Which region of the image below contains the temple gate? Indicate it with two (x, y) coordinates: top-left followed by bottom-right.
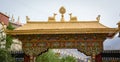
(6, 7), (120, 62)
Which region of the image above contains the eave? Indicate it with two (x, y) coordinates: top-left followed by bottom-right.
(6, 28), (118, 35)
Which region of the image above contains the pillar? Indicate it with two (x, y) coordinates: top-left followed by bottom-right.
(91, 46), (103, 62)
(24, 54), (30, 62)
(95, 53), (102, 62)
(91, 52), (96, 62)
(30, 55), (36, 62)
(30, 55), (34, 62)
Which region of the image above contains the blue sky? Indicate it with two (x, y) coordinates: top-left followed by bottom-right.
(0, 0), (120, 50)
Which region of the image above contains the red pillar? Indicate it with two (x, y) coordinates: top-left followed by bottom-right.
(95, 53), (102, 62)
(24, 54), (30, 62)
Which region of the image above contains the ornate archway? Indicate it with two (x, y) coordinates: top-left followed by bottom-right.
(6, 7), (119, 62)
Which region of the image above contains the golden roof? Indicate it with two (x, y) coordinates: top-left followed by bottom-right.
(16, 21), (108, 30)
(6, 21), (118, 35)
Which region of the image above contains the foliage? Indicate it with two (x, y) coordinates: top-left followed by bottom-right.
(0, 49), (15, 62)
(6, 35), (13, 49)
(36, 49), (77, 62)
(0, 22), (15, 62)
(7, 22), (15, 30)
(0, 31), (5, 42)
(61, 55), (77, 62)
(36, 49), (60, 62)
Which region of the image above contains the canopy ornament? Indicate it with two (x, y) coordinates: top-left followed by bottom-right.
(59, 6), (66, 22)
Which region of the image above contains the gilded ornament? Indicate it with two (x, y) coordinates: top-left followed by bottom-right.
(59, 6), (66, 14)
(96, 15), (100, 22)
(59, 6), (66, 22)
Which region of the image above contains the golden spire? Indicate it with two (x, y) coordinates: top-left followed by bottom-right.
(59, 6), (66, 22)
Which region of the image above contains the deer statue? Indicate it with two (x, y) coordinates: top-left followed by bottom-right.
(48, 13), (57, 22)
(96, 15), (101, 22)
(69, 13), (77, 22)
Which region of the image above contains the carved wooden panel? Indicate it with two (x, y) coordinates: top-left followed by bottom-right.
(23, 47), (48, 56)
(12, 33), (108, 56)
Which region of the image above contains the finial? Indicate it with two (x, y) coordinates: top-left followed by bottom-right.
(11, 14), (15, 22)
(17, 16), (20, 23)
(59, 6), (66, 22)
(96, 15), (101, 22)
(26, 16), (30, 23)
(59, 6), (66, 14)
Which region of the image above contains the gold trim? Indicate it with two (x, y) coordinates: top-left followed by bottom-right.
(27, 21), (99, 23)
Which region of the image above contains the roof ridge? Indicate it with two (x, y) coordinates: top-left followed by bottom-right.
(27, 21), (99, 23)
(0, 12), (9, 18)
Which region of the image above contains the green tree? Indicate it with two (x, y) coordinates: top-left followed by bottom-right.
(36, 49), (77, 62)
(0, 22), (15, 62)
(36, 49), (60, 62)
(61, 55), (77, 62)
(6, 35), (13, 49)
(7, 22), (15, 30)
(0, 49), (15, 62)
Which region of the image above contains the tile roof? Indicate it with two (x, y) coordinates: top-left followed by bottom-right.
(6, 21), (118, 35)
(15, 21), (108, 30)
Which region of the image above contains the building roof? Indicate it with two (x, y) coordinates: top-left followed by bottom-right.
(6, 21), (118, 35)
(0, 12), (9, 26)
(0, 12), (9, 18)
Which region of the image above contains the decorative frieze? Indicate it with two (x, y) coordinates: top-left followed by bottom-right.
(23, 47), (48, 56)
(15, 34), (108, 42)
(12, 33), (108, 62)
